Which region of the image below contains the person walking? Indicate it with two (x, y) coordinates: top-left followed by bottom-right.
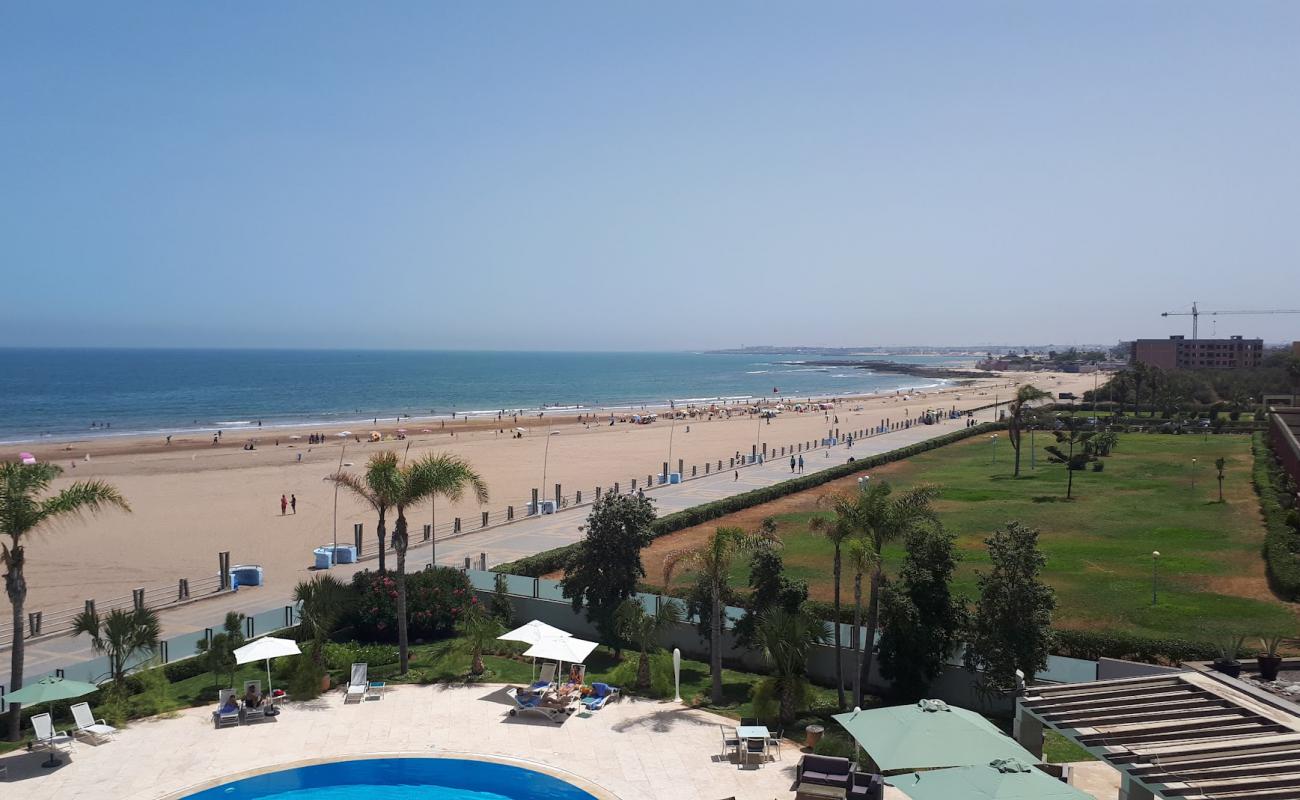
(790, 455), (796, 473)
(290, 494), (297, 514)
(734, 470), (739, 481)
(280, 494), (288, 515)
(798, 454), (804, 473)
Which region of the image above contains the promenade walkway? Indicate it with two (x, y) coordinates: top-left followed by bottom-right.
(3, 405), (999, 687)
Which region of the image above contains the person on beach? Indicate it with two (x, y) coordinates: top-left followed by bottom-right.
(290, 494), (297, 514)
(798, 455), (804, 473)
(790, 455), (796, 473)
(734, 470), (739, 481)
(280, 494), (288, 515)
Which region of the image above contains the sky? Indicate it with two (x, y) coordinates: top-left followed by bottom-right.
(3, 2), (1299, 350)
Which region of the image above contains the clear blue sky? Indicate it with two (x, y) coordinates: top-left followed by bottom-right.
(3, 2), (1298, 349)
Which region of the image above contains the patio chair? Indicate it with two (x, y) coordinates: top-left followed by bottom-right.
(719, 724), (739, 759)
(580, 682), (619, 711)
(796, 754), (854, 791)
(848, 771), (884, 800)
(70, 701), (118, 744)
(742, 737), (767, 767)
(740, 716), (758, 726)
(346, 663), (368, 704)
(765, 727), (783, 760)
(213, 689), (241, 728)
(31, 713), (73, 754)
(506, 686), (569, 723)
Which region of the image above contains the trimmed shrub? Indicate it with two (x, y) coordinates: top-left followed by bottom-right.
(350, 566), (475, 642)
(1053, 628), (1217, 666)
(1255, 433), (1300, 599)
(322, 641), (400, 672)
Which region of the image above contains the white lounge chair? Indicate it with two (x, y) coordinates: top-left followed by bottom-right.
(213, 689), (241, 728)
(70, 702), (117, 744)
(345, 663), (368, 703)
(506, 686), (570, 723)
(31, 713), (73, 764)
(242, 680), (270, 722)
(529, 662), (557, 694)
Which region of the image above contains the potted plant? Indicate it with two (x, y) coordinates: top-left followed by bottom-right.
(1213, 635), (1246, 678)
(1258, 635), (1285, 682)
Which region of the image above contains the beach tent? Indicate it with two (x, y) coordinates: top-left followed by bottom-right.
(5, 676), (98, 766)
(889, 759), (1092, 800)
(833, 700), (1039, 773)
(19, 452), (36, 465)
(234, 636), (301, 699)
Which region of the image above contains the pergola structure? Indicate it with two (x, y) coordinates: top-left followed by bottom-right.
(1013, 670), (1300, 800)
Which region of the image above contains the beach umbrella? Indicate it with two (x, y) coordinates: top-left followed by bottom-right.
(233, 636), (301, 698)
(500, 621), (572, 679)
(19, 452), (37, 465)
(833, 700), (1039, 773)
(522, 635), (599, 683)
(5, 675), (99, 766)
(289, 435), (301, 440)
(890, 759), (1093, 800)
(337, 431), (351, 438)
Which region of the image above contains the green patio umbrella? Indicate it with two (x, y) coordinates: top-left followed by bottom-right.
(832, 700), (1039, 773)
(6, 675), (100, 767)
(890, 759), (1094, 800)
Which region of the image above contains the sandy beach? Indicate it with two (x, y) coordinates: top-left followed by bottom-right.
(5, 371), (1097, 618)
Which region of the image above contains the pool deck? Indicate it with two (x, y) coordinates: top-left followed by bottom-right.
(0, 682), (1120, 800)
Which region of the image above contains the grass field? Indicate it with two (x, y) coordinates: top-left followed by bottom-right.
(644, 432), (1297, 643)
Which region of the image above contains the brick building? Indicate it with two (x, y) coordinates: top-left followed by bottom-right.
(1130, 335), (1264, 370)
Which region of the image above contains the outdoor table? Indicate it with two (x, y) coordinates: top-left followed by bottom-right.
(737, 725), (770, 740)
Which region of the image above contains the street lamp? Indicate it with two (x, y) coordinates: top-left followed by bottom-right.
(540, 431), (560, 511)
(1151, 550), (1160, 605)
(1191, 457), (1198, 490)
(990, 433), (998, 464)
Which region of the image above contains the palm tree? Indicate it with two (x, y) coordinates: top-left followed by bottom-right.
(808, 493), (860, 709)
(327, 451), (401, 574)
(71, 606), (160, 691)
(195, 611), (245, 690)
(1215, 457), (1227, 502)
(852, 480), (938, 708)
(751, 608), (829, 724)
(456, 598), (504, 676)
(1007, 384), (1050, 477)
(615, 598), (684, 691)
(663, 525), (774, 704)
(294, 574), (349, 666)
(390, 453), (487, 673)
(843, 536), (878, 703)
(2, 462), (130, 740)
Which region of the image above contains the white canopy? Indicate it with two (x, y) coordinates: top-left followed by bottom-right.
(234, 636), (301, 664)
(498, 620), (573, 646)
(523, 635), (599, 664)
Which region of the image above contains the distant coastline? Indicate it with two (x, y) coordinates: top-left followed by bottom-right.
(802, 360), (989, 380)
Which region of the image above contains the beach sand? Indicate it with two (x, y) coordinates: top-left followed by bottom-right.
(6, 371), (1098, 616)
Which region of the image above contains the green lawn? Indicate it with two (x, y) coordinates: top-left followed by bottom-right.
(659, 433), (1296, 643)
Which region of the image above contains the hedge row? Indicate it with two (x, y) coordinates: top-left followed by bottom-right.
(1052, 629), (1217, 666)
(1254, 432), (1300, 600)
(493, 421), (1009, 577)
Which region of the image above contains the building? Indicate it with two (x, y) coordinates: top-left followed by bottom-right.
(1130, 335), (1264, 370)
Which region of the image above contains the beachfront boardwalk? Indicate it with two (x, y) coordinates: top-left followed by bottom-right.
(6, 407), (997, 686)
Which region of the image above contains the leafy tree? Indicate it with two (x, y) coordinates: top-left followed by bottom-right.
(389, 453), (488, 673)
(663, 525), (775, 704)
(195, 611), (246, 689)
(851, 481), (939, 708)
(328, 451), (400, 574)
(1045, 417), (1096, 499)
(2, 462), (130, 740)
(1215, 457), (1227, 502)
(734, 541), (807, 648)
(71, 606), (160, 691)
(877, 523), (965, 701)
(750, 608), (829, 724)
(294, 574), (349, 666)
(456, 597), (504, 676)
(809, 493), (860, 708)
(615, 598), (684, 690)
(561, 493), (657, 649)
(1006, 384), (1050, 477)
(964, 522), (1056, 695)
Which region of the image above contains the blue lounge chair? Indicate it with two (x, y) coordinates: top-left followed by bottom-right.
(506, 686), (569, 723)
(581, 682), (620, 710)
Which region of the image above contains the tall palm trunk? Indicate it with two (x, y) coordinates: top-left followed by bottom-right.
(857, 565), (882, 709)
(637, 647), (651, 690)
(710, 579), (724, 704)
(376, 509), (388, 574)
(5, 547), (25, 741)
(392, 508), (410, 674)
(1012, 418), (1023, 477)
(780, 681), (797, 725)
(851, 570), (863, 703)
(832, 546), (844, 709)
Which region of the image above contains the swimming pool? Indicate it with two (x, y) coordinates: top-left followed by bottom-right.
(183, 757), (602, 800)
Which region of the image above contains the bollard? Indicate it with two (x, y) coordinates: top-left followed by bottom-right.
(614, 482), (620, 494)
(692, 465), (697, 477)
(678, 458), (684, 476)
(245, 615), (255, 639)
(133, 587), (145, 611)
(718, 459), (723, 470)
(662, 462), (669, 480)
(354, 523), (363, 555)
(160, 640), (170, 663)
(531, 488), (539, 515)
(219, 551), (231, 591)
(507, 505), (514, 520)
(575, 490), (582, 504)
(85, 599), (95, 619)
(454, 517), (461, 533)
(178, 579), (190, 601)
(705, 463), (710, 474)
(595, 486), (602, 501)
(555, 483), (562, 506)
(27, 611), (42, 637)
(751, 444), (757, 458)
(479, 552), (487, 570)
(647, 474), (653, 488)
(729, 458), (734, 468)
(482, 511), (489, 528)
(464, 557), (472, 570)
(424, 523), (431, 542)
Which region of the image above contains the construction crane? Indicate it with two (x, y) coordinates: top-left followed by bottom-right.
(1161, 301), (1300, 340)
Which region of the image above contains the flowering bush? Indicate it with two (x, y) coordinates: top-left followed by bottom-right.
(350, 567), (475, 642)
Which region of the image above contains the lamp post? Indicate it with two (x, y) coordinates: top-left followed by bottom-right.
(540, 431), (560, 511)
(1191, 457), (1197, 490)
(667, 412), (677, 479)
(1151, 550), (1160, 605)
(1029, 425), (1036, 470)
(326, 444), (346, 566)
(990, 433), (998, 464)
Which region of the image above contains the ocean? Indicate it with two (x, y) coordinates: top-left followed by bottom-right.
(0, 349), (972, 444)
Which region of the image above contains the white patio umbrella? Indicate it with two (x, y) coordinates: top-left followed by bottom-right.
(523, 635), (599, 684)
(233, 636), (301, 698)
(499, 620), (572, 679)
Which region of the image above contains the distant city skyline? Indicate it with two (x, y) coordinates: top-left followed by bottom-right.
(4, 3), (1299, 349)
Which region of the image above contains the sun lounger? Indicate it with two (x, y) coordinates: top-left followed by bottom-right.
(529, 662), (557, 693)
(580, 682), (620, 710)
(213, 689), (241, 728)
(31, 712), (74, 755)
(242, 680), (270, 722)
(71, 701), (117, 744)
(506, 686), (570, 723)
(346, 663), (368, 703)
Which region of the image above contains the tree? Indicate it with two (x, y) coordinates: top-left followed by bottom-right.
(751, 608), (829, 724)
(561, 493), (658, 649)
(327, 451), (400, 574)
(294, 574), (349, 666)
(663, 525), (775, 704)
(491, 572), (514, 625)
(195, 611), (246, 690)
(1007, 384), (1050, 477)
(1044, 417), (1096, 499)
(2, 462), (130, 740)
(615, 598), (683, 691)
(964, 522), (1056, 696)
(456, 597), (504, 676)
(843, 537), (878, 702)
(1091, 430), (1119, 457)
(733, 540), (807, 648)
(71, 606), (160, 691)
(809, 493), (860, 709)
(389, 453), (488, 673)
(877, 522), (965, 701)
(1215, 457), (1227, 502)
(852, 481), (939, 708)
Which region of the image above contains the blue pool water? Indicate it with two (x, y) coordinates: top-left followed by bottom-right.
(184, 757), (598, 800)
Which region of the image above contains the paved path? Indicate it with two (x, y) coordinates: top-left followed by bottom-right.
(4, 406), (1000, 686)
